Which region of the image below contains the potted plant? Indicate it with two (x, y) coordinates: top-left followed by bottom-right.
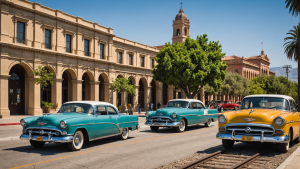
(41, 101), (53, 113)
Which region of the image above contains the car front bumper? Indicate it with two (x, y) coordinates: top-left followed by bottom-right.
(216, 133), (289, 143)
(145, 121), (181, 127)
(20, 134), (73, 143)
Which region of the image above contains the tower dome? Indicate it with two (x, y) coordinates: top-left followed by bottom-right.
(175, 8), (188, 21)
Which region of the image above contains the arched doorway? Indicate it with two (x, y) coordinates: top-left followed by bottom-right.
(127, 77), (134, 106)
(82, 73), (91, 101)
(138, 80), (145, 109)
(151, 80), (156, 110)
(62, 69), (75, 104)
(99, 75), (105, 101)
(163, 82), (168, 105)
(8, 65), (25, 115)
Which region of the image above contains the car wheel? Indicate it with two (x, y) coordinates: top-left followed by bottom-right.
(30, 140), (45, 148)
(119, 128), (129, 140)
(205, 119), (212, 127)
(234, 106), (238, 111)
(220, 107), (224, 112)
(278, 130), (291, 153)
(176, 119), (186, 132)
(222, 139), (234, 149)
(68, 130), (84, 151)
(150, 126), (159, 131)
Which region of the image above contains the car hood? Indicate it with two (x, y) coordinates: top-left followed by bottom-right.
(154, 107), (188, 116)
(26, 113), (86, 127)
(226, 109), (288, 124)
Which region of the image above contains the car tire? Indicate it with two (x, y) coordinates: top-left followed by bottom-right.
(68, 130), (84, 151)
(278, 130), (291, 153)
(205, 119), (212, 127)
(175, 119), (186, 132)
(222, 139), (234, 149)
(119, 128), (129, 140)
(234, 106), (238, 111)
(30, 140), (45, 148)
(150, 126), (159, 131)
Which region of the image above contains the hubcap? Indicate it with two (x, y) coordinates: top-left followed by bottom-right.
(179, 121), (185, 130)
(123, 129), (127, 136)
(208, 119), (211, 125)
(74, 135), (81, 146)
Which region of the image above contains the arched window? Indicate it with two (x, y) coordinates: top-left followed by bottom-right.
(235, 69), (238, 73)
(9, 73), (20, 80)
(184, 28), (187, 36)
(177, 29), (180, 35)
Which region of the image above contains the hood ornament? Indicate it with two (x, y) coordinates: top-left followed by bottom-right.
(38, 122), (47, 125)
(249, 109), (256, 115)
(244, 118), (255, 122)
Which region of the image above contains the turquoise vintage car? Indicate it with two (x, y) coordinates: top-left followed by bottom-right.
(145, 99), (219, 132)
(20, 101), (140, 151)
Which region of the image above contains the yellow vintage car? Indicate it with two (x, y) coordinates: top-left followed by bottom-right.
(216, 94), (300, 152)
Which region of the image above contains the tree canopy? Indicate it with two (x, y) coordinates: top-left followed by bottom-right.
(110, 77), (136, 96)
(33, 66), (53, 91)
(153, 34), (227, 98)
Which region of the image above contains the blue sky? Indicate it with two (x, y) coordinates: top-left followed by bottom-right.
(33, 0), (299, 68)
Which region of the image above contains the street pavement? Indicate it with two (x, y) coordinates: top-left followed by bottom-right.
(0, 117), (221, 169)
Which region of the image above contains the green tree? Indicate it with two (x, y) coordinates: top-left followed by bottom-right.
(33, 66), (53, 91)
(283, 25), (299, 62)
(153, 34), (227, 98)
(110, 77), (136, 96)
(285, 0), (300, 109)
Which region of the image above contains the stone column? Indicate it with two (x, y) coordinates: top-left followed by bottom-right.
(0, 75), (10, 118)
(200, 88), (205, 105)
(156, 83), (162, 106)
(71, 80), (82, 101)
(167, 85), (174, 100)
(133, 86), (139, 111)
(121, 92), (127, 112)
(53, 78), (63, 109)
(145, 87), (151, 111)
(103, 83), (110, 102)
(27, 78), (43, 116)
(90, 81), (100, 101)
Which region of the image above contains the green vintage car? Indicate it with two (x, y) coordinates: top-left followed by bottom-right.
(20, 101), (140, 151)
(145, 99), (218, 132)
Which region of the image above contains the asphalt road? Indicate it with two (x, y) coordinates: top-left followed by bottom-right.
(0, 117), (222, 169)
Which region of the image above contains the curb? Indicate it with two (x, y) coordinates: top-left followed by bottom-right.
(277, 145), (300, 169)
(0, 123), (20, 126)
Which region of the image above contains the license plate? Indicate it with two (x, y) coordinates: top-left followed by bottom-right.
(36, 136), (43, 141)
(242, 136), (253, 141)
(154, 123), (161, 126)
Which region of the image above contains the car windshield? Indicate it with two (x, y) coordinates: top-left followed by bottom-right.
(166, 101), (189, 108)
(58, 103), (94, 114)
(240, 97), (289, 111)
(215, 101), (222, 103)
(223, 101), (228, 104)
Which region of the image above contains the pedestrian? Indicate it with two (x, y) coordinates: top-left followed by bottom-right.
(151, 103), (153, 111)
(138, 104), (141, 114)
(128, 103), (132, 115)
(157, 102), (161, 109)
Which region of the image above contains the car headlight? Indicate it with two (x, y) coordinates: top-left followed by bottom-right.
(172, 112), (177, 118)
(218, 115), (227, 124)
(274, 117), (285, 126)
(20, 119), (27, 127)
(60, 120), (67, 128)
(145, 113), (149, 118)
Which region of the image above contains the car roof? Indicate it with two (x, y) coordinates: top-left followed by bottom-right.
(168, 99), (204, 105)
(63, 101), (118, 109)
(243, 94), (294, 100)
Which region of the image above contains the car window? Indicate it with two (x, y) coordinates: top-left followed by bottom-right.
(289, 100), (294, 112)
(196, 103), (204, 109)
(96, 106), (107, 115)
(224, 101), (228, 104)
(107, 107), (118, 115)
(191, 102), (197, 109)
(59, 103), (94, 114)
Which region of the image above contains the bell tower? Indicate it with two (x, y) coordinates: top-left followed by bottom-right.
(172, 7), (190, 44)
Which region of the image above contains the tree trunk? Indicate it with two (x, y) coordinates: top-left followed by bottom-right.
(298, 22), (300, 111)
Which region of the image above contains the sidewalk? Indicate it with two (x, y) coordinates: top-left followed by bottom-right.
(277, 146), (300, 169)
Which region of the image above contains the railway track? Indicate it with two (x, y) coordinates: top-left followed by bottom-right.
(180, 149), (270, 169)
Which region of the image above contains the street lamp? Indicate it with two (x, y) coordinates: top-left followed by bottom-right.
(282, 65), (292, 95)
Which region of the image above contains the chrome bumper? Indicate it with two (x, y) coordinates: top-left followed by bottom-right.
(216, 133), (289, 143)
(20, 134), (73, 143)
(145, 121), (181, 127)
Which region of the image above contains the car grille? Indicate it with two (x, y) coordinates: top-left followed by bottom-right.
(226, 123), (275, 136)
(149, 117), (172, 122)
(26, 127), (62, 136)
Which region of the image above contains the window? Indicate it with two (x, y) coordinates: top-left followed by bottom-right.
(191, 102), (197, 109)
(96, 106), (107, 115)
(196, 103), (204, 109)
(235, 69), (238, 73)
(151, 59), (154, 68)
(84, 39), (89, 56)
(58, 103), (94, 114)
(177, 29), (180, 36)
(129, 54), (133, 65)
(100, 44), (104, 59)
(107, 107), (118, 115)
(45, 29), (51, 49)
(141, 57), (145, 67)
(184, 28), (187, 36)
(118, 52), (122, 64)
(66, 35), (71, 53)
(17, 22), (25, 44)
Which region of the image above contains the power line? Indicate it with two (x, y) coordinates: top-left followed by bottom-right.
(283, 65), (292, 95)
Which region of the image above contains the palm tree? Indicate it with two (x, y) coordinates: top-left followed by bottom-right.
(285, 0), (300, 110)
(283, 25), (299, 62)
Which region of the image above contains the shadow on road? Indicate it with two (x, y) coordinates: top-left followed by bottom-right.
(140, 124), (215, 134)
(3, 136), (136, 155)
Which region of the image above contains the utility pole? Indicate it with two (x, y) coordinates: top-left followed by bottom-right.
(283, 65), (292, 95)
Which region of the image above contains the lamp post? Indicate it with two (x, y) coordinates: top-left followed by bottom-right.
(283, 65), (292, 95)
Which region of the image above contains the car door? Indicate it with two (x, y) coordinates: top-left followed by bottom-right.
(190, 102), (198, 124)
(194, 102), (206, 124)
(107, 106), (121, 134)
(94, 106), (111, 138)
